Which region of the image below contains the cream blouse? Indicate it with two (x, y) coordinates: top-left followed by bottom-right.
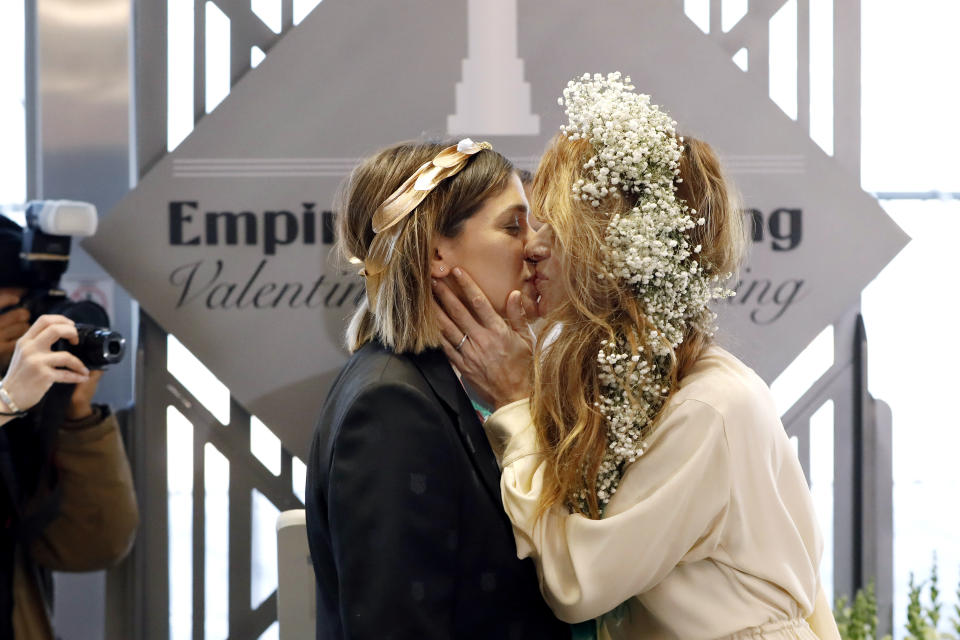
(484, 346), (841, 640)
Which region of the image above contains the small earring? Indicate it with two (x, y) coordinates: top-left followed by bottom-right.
(439, 266), (445, 273)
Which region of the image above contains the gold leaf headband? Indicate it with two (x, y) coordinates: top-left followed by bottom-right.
(356, 138), (492, 307)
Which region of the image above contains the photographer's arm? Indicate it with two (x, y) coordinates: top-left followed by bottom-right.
(63, 368), (102, 422)
(0, 312), (137, 567)
(30, 402), (139, 571)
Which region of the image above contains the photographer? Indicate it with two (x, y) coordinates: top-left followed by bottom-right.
(1, 216), (138, 640)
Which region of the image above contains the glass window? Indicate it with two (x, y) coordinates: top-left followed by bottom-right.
(0, 0), (26, 205)
(861, 2), (960, 193)
(862, 199), (960, 638)
(862, 4), (960, 637)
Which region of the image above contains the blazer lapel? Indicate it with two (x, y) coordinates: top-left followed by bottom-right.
(411, 348), (504, 509)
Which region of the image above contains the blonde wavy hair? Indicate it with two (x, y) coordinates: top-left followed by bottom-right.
(338, 141), (515, 354)
(530, 133), (748, 518)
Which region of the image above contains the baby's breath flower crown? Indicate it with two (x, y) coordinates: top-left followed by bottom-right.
(558, 72), (734, 511)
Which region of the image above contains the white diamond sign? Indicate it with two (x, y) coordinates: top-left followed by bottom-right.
(84, 0), (908, 458)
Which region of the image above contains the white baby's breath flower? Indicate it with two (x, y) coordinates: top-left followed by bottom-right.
(560, 72), (735, 513)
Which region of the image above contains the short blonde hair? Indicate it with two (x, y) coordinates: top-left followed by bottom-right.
(337, 141), (515, 354)
(530, 132), (747, 517)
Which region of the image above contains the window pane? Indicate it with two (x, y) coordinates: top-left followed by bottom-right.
(167, 0), (194, 151)
(205, 444), (230, 640)
(862, 199), (960, 637)
(251, 489), (279, 609)
(251, 416), (282, 476)
(809, 400), (834, 604)
(862, 2), (960, 192)
(167, 334), (231, 425)
(769, 0), (798, 121)
(0, 0), (26, 204)
(167, 407), (194, 640)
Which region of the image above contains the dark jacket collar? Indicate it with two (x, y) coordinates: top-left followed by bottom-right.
(408, 346), (504, 510)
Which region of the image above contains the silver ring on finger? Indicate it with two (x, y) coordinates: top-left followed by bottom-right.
(455, 333), (469, 351)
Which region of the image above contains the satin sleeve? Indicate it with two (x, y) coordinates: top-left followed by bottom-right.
(484, 398), (731, 623)
(807, 585), (842, 640)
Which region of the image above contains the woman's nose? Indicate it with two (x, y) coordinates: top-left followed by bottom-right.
(524, 227), (551, 263)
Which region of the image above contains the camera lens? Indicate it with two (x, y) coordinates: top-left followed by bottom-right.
(57, 324), (126, 368)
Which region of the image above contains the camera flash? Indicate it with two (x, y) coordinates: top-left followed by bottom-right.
(33, 200), (98, 237)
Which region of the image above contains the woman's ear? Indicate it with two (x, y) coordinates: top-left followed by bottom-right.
(430, 237), (453, 279)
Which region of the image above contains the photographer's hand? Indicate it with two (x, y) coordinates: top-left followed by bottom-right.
(0, 292), (31, 370)
(0, 315), (90, 423)
(65, 369), (103, 423)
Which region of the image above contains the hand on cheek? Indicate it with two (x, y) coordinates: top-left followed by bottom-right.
(434, 269), (534, 408)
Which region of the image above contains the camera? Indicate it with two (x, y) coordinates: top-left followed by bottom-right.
(0, 201), (125, 369)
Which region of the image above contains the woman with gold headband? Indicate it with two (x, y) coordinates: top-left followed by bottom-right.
(304, 139), (570, 639)
(435, 74), (842, 639)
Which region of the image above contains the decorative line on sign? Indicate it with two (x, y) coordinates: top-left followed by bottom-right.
(723, 154), (806, 174)
(173, 158), (362, 178)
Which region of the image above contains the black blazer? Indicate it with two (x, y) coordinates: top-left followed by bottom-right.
(305, 340), (569, 639)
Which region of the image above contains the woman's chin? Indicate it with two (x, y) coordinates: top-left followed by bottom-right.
(520, 283), (542, 320)
(524, 280), (556, 318)
(535, 289), (561, 317)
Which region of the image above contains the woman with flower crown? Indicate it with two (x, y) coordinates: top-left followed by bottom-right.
(434, 73), (842, 640)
